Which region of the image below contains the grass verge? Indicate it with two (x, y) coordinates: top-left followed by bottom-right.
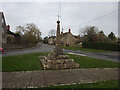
(68, 54), (119, 68)
(2, 52), (119, 72)
(2, 52), (49, 72)
(63, 46), (109, 53)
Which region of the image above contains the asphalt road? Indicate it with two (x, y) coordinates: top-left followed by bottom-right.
(2, 44), (54, 57)
(63, 49), (119, 63)
(2, 44), (119, 62)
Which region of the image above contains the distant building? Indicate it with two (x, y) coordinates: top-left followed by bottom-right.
(48, 36), (56, 45)
(74, 35), (82, 44)
(0, 12), (20, 46)
(6, 25), (20, 44)
(48, 29), (81, 46)
(61, 29), (79, 46)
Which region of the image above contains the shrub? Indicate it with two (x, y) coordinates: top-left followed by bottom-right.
(82, 42), (119, 51)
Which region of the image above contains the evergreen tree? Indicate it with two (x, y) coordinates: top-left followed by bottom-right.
(108, 32), (116, 40)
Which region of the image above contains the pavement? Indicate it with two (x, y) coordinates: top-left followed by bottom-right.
(2, 68), (118, 88)
(2, 44), (119, 62)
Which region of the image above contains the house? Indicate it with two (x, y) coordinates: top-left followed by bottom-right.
(0, 12), (20, 46)
(7, 25), (21, 44)
(48, 29), (81, 46)
(74, 35), (81, 44)
(0, 12), (7, 46)
(61, 29), (79, 46)
(48, 36), (56, 45)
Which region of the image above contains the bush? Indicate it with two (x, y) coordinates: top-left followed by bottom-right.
(82, 42), (120, 51)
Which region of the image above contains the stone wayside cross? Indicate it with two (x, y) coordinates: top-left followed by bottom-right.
(53, 20), (63, 56)
(40, 19), (80, 70)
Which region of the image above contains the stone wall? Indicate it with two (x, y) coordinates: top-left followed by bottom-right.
(2, 44), (34, 50)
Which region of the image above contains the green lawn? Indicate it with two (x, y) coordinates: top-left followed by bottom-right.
(2, 52), (49, 72)
(68, 54), (119, 68)
(2, 52), (119, 72)
(49, 80), (119, 88)
(63, 46), (109, 53)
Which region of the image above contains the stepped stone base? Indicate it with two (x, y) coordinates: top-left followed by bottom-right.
(39, 55), (80, 70)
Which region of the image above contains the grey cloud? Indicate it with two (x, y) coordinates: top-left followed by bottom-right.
(1, 2), (118, 38)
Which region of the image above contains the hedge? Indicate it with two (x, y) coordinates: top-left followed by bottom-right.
(82, 42), (120, 51)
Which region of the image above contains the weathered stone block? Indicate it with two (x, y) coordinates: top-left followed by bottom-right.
(40, 55), (80, 70)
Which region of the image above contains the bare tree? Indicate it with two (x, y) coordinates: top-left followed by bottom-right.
(15, 23), (41, 45)
(48, 29), (56, 37)
(80, 26), (98, 42)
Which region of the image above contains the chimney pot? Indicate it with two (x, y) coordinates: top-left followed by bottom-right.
(69, 29), (71, 33)
(61, 31), (63, 34)
(7, 25), (10, 31)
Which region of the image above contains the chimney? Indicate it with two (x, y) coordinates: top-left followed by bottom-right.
(61, 31), (63, 35)
(7, 25), (10, 31)
(68, 29), (71, 33)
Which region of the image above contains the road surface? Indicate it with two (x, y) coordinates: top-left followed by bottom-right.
(64, 49), (119, 62)
(2, 44), (54, 57)
(2, 44), (119, 62)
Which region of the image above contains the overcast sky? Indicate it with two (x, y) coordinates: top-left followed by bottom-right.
(1, 2), (118, 38)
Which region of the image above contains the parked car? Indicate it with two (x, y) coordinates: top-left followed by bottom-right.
(0, 48), (4, 54)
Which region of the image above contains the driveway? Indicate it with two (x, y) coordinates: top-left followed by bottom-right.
(2, 44), (119, 62)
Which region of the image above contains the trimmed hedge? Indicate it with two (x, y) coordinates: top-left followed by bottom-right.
(82, 42), (120, 51)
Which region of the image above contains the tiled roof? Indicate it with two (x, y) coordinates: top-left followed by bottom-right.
(49, 36), (56, 39)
